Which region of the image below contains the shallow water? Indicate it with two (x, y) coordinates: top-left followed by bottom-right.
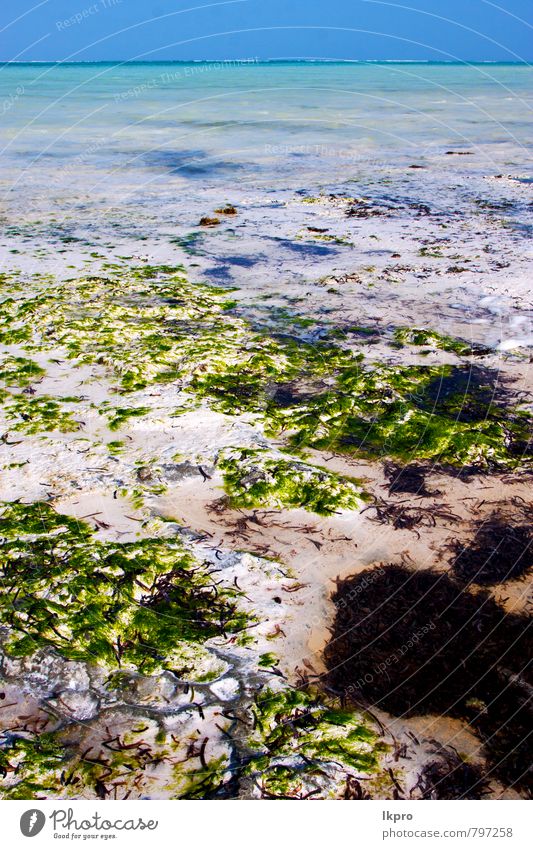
(1, 61), (532, 186)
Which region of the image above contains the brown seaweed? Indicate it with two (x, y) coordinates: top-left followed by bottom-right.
(450, 514), (532, 585)
(325, 565), (531, 714)
(413, 743), (489, 800)
(384, 462), (437, 497)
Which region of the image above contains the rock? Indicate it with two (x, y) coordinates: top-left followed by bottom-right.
(53, 689), (99, 721)
(199, 216), (220, 227)
(2, 649), (90, 699)
(210, 677), (239, 701)
(117, 673), (179, 706)
(215, 205), (237, 215)
(161, 462), (214, 483)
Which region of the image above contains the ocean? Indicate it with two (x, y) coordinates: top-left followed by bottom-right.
(1, 61), (532, 188)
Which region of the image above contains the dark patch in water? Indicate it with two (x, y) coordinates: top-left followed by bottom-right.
(224, 255), (260, 268)
(208, 265), (234, 282)
(170, 232), (204, 254)
(324, 565), (533, 798)
(415, 745), (489, 800)
(325, 564), (532, 791)
(267, 381), (319, 409)
(142, 149), (243, 177)
(467, 679), (532, 793)
(417, 365), (513, 423)
(276, 238), (338, 258)
(324, 565), (531, 760)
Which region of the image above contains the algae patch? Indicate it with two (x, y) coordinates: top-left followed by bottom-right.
(0, 502), (249, 676)
(219, 447), (368, 515)
(246, 687), (382, 798)
(276, 364), (532, 470)
(393, 327), (491, 357)
(0, 713), (231, 800)
(1, 266), (529, 470)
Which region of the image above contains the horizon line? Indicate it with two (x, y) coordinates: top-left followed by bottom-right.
(1, 57), (532, 66)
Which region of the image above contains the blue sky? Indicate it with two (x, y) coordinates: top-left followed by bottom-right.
(0, 0), (531, 63)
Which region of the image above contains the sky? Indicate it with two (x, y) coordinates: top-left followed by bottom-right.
(0, 0), (531, 63)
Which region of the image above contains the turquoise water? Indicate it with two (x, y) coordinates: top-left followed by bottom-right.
(1, 61), (531, 186)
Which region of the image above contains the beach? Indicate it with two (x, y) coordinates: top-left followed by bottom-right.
(0, 61), (531, 800)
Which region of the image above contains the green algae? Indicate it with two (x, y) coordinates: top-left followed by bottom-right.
(190, 338), (356, 417)
(298, 230), (353, 246)
(172, 752), (230, 800)
(268, 363), (532, 470)
(394, 327), (489, 356)
(219, 448), (367, 515)
(258, 652), (279, 668)
(107, 439), (125, 455)
(0, 732), (68, 799)
(104, 405), (151, 431)
(0, 265), (246, 394)
(0, 356), (45, 388)
(1, 265), (354, 411)
(0, 502), (249, 675)
(0, 717), (229, 800)
(246, 688), (381, 797)
(1, 265), (530, 470)
(4, 395), (81, 434)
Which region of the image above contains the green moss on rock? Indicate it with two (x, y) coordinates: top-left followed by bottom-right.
(394, 327), (489, 357)
(219, 448), (368, 515)
(0, 502), (249, 675)
(246, 688), (381, 798)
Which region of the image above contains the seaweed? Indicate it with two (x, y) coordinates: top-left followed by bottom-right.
(246, 687), (381, 798)
(190, 337), (355, 418)
(214, 205), (237, 215)
(394, 327), (490, 357)
(219, 448), (368, 516)
(104, 406), (151, 431)
(324, 564), (531, 717)
(363, 499), (458, 532)
(0, 356), (45, 388)
(384, 462), (435, 496)
(1, 266), (529, 469)
(199, 217), (220, 227)
(0, 732), (69, 799)
(0, 266), (249, 395)
(282, 364), (532, 470)
(3, 395), (81, 434)
(0, 502), (249, 675)
(413, 744), (488, 800)
(0, 716), (231, 800)
(450, 514), (532, 585)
